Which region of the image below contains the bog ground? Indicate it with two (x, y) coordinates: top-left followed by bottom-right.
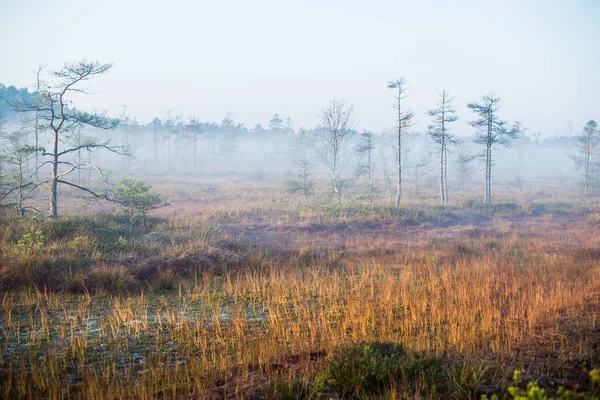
(0, 179), (599, 399)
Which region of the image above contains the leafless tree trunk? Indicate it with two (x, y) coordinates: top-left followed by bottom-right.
(34, 65), (45, 180)
(87, 150), (92, 181)
(187, 116), (201, 169)
(153, 124), (158, 168)
(77, 125), (82, 183)
(427, 90), (458, 204)
(315, 100), (355, 205)
(455, 148), (475, 193)
(412, 157), (430, 199)
(468, 94), (521, 204)
(166, 110), (174, 171)
(387, 79), (414, 207)
(356, 131), (377, 209)
(444, 147), (449, 201)
(571, 120), (599, 198)
(382, 155), (394, 205)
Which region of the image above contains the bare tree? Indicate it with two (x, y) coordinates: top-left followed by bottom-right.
(427, 90), (459, 204)
(0, 130), (40, 216)
(164, 110), (176, 171)
(315, 100), (355, 204)
(570, 120), (599, 198)
(33, 64), (46, 179)
(381, 153), (395, 205)
(467, 94), (521, 204)
(411, 156), (430, 199)
(10, 60), (125, 219)
(69, 125), (84, 184)
(120, 104), (131, 132)
(186, 116), (203, 169)
(387, 79), (414, 206)
(454, 148), (475, 193)
(355, 131), (378, 209)
(150, 117), (162, 168)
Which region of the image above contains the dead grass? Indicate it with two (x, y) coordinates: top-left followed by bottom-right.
(0, 179), (598, 398)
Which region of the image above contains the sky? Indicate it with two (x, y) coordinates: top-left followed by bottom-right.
(0, 0), (599, 136)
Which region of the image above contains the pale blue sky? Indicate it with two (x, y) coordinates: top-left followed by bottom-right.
(1, 0), (598, 136)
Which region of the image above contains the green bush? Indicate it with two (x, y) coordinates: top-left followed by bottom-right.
(114, 179), (167, 232)
(315, 342), (449, 398)
(482, 370), (600, 400)
(15, 228), (45, 253)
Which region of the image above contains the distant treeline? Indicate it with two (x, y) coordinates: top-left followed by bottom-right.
(0, 84), (35, 119)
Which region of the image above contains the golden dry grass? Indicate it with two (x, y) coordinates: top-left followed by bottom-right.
(0, 179), (598, 398)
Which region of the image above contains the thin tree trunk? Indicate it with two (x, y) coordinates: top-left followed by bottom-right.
(382, 157), (394, 205)
(332, 167), (340, 205)
(415, 164), (419, 198)
(154, 128), (158, 168)
(440, 101), (446, 204)
(34, 111), (40, 179)
(167, 129), (171, 171)
(368, 145), (373, 210)
(192, 134), (196, 169)
(34, 67), (42, 180)
(77, 126), (81, 183)
(87, 151), (92, 180)
(584, 138), (591, 197)
(484, 112), (492, 204)
(18, 161), (24, 216)
(486, 143), (492, 204)
(439, 144), (445, 203)
(51, 129), (59, 219)
(444, 145), (449, 203)
(395, 85), (404, 206)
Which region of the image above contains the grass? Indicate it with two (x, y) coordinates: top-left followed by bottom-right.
(0, 179), (598, 398)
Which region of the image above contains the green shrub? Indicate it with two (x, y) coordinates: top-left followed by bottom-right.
(315, 342), (449, 398)
(114, 179), (167, 233)
(482, 370), (600, 400)
(15, 228), (45, 253)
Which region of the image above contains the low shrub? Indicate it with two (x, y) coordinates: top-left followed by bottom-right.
(315, 342), (449, 398)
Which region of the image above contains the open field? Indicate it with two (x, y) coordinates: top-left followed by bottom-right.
(0, 179), (599, 399)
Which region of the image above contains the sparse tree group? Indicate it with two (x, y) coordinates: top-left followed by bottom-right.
(1, 60), (598, 220)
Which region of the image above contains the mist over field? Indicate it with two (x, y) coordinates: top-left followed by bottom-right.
(0, 1), (599, 399)
(0, 110), (583, 195)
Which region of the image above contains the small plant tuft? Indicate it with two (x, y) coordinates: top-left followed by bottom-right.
(86, 264), (137, 295)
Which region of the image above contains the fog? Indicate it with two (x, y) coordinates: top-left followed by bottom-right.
(1, 0), (597, 206)
(0, 110), (581, 200)
(1, 1), (599, 136)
